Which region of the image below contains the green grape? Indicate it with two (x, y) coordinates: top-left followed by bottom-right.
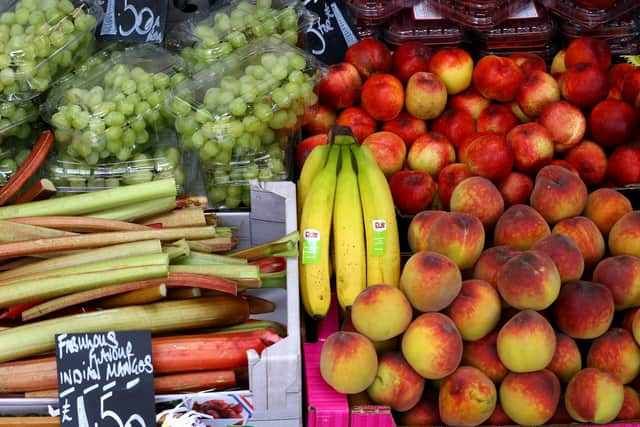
(191, 131), (205, 149)
(208, 185), (227, 204)
(229, 98), (247, 117)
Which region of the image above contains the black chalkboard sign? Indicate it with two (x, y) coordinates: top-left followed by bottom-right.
(304, 0), (360, 65)
(96, 0), (168, 43)
(55, 331), (156, 427)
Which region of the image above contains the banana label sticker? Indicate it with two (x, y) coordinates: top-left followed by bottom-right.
(371, 219), (387, 256)
(302, 228), (321, 264)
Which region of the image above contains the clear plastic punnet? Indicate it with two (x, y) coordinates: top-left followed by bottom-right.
(44, 128), (188, 195)
(167, 37), (321, 171)
(165, 0), (317, 73)
(0, 0), (102, 101)
(40, 44), (189, 166)
(560, 13), (640, 40)
(346, 0), (421, 25)
(536, 0), (640, 30)
(429, 0), (532, 30)
(0, 122), (38, 186)
(384, 8), (466, 48)
(0, 97), (38, 146)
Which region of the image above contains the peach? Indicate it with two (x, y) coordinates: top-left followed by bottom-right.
(476, 104), (518, 136)
(405, 71), (448, 120)
(350, 284), (413, 341)
(509, 52), (547, 77)
(497, 250), (561, 310)
(622, 68), (640, 108)
(609, 211), (640, 257)
(505, 122), (554, 174)
(550, 48), (566, 77)
(381, 110), (427, 147)
(538, 100), (586, 152)
(554, 280), (615, 339)
(564, 140), (608, 187)
(606, 143), (640, 187)
(446, 279), (501, 341)
(565, 367), (624, 423)
(429, 47), (474, 95)
(589, 99), (637, 147)
(493, 204), (550, 250)
(437, 162), (473, 210)
(439, 366), (497, 427)
(622, 308), (640, 333)
(548, 332), (582, 383)
(390, 170), (437, 215)
(407, 132), (455, 177)
(345, 38), (392, 78)
(361, 74), (404, 121)
(564, 37), (611, 72)
(584, 188), (633, 237)
(302, 103), (336, 135)
(296, 134), (327, 172)
(361, 131), (406, 177)
(472, 55), (524, 102)
(400, 250), (462, 313)
(391, 41), (432, 84)
(431, 107), (476, 148)
(497, 171), (534, 207)
(499, 369), (561, 425)
(550, 158), (580, 175)
(401, 312), (463, 380)
(472, 245), (521, 289)
(367, 352), (425, 412)
(594, 256), (640, 310)
(340, 316), (398, 354)
(559, 62), (609, 108)
(617, 386), (640, 421)
(317, 62), (362, 109)
(531, 233), (585, 283)
(508, 99), (532, 123)
(395, 396), (441, 426)
(448, 88), (491, 120)
(462, 331), (508, 383)
(483, 403), (512, 425)
(529, 165), (588, 224)
(497, 309), (556, 373)
(407, 210), (448, 253)
(427, 212), (486, 270)
(632, 310), (640, 346)
(552, 216), (605, 269)
(458, 132), (514, 182)
(550, 398), (573, 424)
(320, 331), (378, 393)
(609, 63), (636, 94)
(449, 176), (505, 229)
(587, 328), (640, 384)
(516, 70), (561, 118)
(335, 106), (377, 143)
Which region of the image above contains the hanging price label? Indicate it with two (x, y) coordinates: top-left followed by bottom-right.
(303, 0), (359, 65)
(96, 0), (167, 43)
(56, 330), (156, 427)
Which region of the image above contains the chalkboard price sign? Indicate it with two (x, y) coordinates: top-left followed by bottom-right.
(55, 330), (156, 427)
(303, 0), (360, 65)
(96, 0), (167, 43)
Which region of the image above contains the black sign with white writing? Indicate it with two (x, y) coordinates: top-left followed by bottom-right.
(55, 331), (155, 427)
(96, 0), (167, 43)
(304, 0), (360, 65)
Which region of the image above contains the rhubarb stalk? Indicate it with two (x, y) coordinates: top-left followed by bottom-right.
(0, 178), (177, 219)
(162, 239), (191, 260)
(154, 370), (236, 393)
(7, 216), (151, 232)
(169, 265), (260, 288)
(172, 251), (248, 266)
(0, 130), (54, 207)
(13, 179), (56, 204)
(141, 207), (206, 228)
(88, 196), (177, 222)
(0, 295), (251, 363)
(187, 237), (236, 253)
(0, 219), (76, 242)
(230, 231), (299, 260)
(97, 284), (167, 308)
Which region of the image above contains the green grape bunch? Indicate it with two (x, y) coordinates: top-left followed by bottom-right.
(173, 0), (314, 73)
(0, 0), (99, 101)
(170, 40), (320, 173)
(47, 145), (185, 192)
(0, 98), (37, 145)
(44, 46), (188, 165)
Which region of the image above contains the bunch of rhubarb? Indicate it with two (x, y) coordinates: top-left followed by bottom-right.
(0, 176), (297, 396)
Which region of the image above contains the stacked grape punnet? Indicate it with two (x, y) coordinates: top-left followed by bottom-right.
(0, 0), (98, 101)
(46, 51), (188, 165)
(47, 145), (185, 192)
(169, 41), (319, 208)
(177, 0), (306, 72)
(0, 98), (37, 144)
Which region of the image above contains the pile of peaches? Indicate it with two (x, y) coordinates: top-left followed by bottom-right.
(298, 36), (639, 216)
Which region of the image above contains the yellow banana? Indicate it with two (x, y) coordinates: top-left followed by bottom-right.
(333, 145), (366, 311)
(296, 144), (330, 221)
(299, 144), (340, 319)
(351, 144), (401, 287)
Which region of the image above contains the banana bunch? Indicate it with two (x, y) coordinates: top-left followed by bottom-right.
(298, 128), (401, 319)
